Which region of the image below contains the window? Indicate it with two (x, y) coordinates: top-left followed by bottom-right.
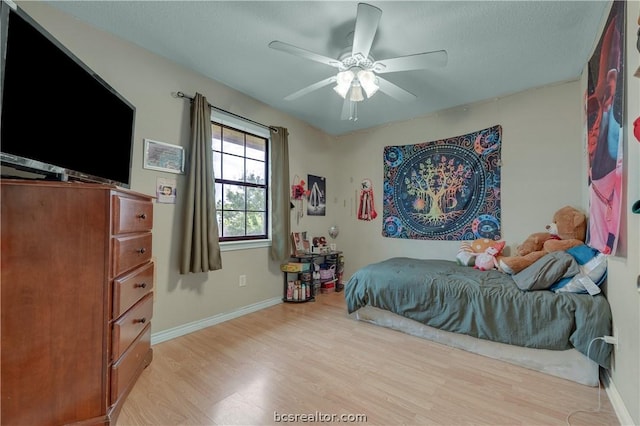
(212, 120), (269, 244)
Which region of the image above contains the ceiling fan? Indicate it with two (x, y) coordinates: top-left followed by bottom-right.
(268, 2), (447, 121)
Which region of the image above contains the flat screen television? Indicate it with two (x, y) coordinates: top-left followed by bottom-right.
(1, 5), (135, 188)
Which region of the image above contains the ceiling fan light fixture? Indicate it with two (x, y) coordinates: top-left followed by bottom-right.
(349, 83), (365, 102)
(357, 69), (379, 98)
(333, 84), (350, 98)
(334, 70), (355, 99)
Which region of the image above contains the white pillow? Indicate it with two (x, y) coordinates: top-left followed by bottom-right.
(553, 252), (607, 295)
(456, 241), (475, 266)
(581, 252), (607, 283)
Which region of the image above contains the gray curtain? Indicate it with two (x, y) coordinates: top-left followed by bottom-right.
(180, 93), (222, 273)
(270, 126), (291, 262)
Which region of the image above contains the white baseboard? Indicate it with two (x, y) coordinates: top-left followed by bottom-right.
(602, 369), (636, 426)
(151, 296), (283, 345)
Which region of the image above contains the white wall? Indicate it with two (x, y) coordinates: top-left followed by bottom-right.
(14, 2), (640, 424)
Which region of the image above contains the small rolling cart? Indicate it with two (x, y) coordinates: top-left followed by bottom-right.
(281, 251), (343, 302)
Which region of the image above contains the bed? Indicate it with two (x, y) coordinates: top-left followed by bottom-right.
(344, 257), (613, 386)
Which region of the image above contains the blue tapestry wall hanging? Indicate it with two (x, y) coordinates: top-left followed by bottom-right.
(383, 125), (502, 241)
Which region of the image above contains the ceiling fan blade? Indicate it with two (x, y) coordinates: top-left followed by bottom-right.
(351, 3), (382, 61)
(269, 41), (342, 69)
(284, 76), (336, 101)
(376, 76), (416, 102)
(373, 50), (448, 74)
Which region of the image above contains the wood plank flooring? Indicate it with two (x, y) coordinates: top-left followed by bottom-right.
(116, 292), (619, 425)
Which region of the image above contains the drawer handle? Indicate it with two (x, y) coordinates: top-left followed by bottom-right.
(135, 318), (147, 324)
(137, 213), (147, 219)
(137, 247), (147, 254)
(134, 282), (147, 289)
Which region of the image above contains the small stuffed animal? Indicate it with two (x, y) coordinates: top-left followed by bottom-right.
(474, 243), (504, 271)
(457, 238), (505, 267)
(499, 206), (587, 274)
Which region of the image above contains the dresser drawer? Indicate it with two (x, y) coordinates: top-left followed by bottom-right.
(111, 323), (151, 404)
(112, 194), (153, 235)
(112, 233), (152, 277)
(113, 262), (154, 318)
(112, 292), (153, 361)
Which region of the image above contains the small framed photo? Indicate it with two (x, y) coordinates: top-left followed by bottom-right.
(291, 232), (306, 256)
(143, 139), (185, 174)
(156, 177), (177, 204)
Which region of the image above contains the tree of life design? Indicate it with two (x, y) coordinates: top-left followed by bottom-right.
(383, 125), (501, 240)
(404, 155), (474, 224)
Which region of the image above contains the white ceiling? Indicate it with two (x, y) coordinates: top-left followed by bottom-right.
(46, 1), (610, 136)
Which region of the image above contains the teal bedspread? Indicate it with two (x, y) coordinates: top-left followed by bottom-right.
(345, 257), (612, 368)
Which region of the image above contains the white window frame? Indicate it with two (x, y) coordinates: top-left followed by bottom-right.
(211, 110), (272, 252)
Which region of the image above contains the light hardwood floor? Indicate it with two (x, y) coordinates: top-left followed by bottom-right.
(117, 292), (619, 425)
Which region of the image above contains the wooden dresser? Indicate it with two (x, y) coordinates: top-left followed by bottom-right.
(1, 180), (154, 425)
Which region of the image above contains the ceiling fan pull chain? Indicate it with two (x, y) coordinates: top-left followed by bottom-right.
(349, 101), (356, 121)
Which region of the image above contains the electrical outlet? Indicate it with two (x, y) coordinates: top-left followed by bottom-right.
(239, 275), (247, 287)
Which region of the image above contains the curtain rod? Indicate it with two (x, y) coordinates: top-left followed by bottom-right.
(172, 91), (278, 133)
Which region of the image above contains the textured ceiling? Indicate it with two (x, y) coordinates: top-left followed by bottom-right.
(47, 1), (610, 136)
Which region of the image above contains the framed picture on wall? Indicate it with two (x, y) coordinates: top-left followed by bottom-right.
(143, 139), (185, 174)
(307, 174), (326, 216)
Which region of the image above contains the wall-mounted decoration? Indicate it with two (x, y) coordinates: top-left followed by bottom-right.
(290, 175), (309, 224)
(586, 0), (625, 255)
(156, 177), (177, 204)
(383, 125), (502, 241)
(291, 176), (308, 200)
(307, 174), (326, 216)
(357, 178), (377, 221)
(143, 139), (185, 174)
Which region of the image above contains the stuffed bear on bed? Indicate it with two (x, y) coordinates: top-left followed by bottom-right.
(498, 206), (587, 275)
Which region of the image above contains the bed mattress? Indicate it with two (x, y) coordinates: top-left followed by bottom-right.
(351, 305), (600, 386)
(345, 257), (612, 369)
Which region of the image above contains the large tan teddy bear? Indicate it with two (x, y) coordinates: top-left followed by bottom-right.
(499, 206), (587, 275)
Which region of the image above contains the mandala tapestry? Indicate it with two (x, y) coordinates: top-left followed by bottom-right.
(383, 125), (502, 241)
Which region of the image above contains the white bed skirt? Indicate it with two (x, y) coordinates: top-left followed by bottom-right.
(351, 305), (599, 387)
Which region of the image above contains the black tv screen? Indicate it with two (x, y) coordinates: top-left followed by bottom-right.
(1, 6), (135, 188)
